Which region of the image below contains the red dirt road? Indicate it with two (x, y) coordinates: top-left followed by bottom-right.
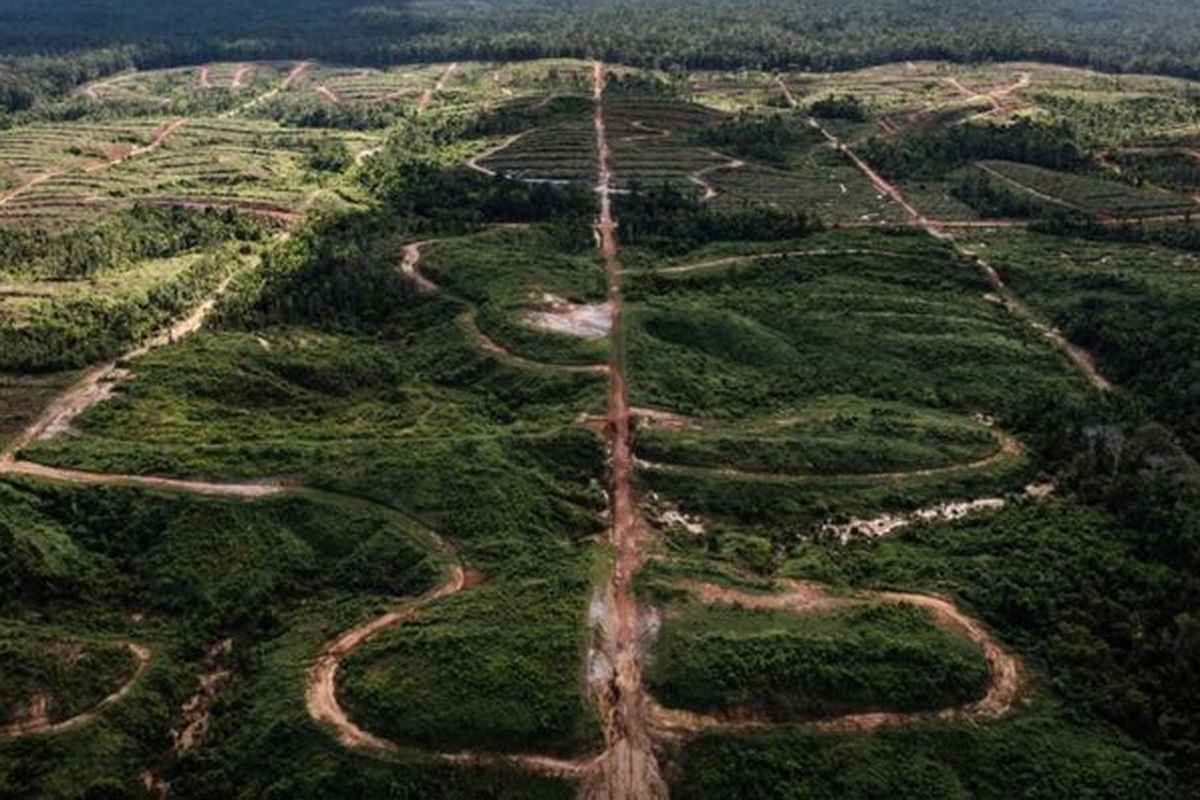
(281, 61), (311, 89)
(582, 59), (669, 800)
(0, 171), (62, 209)
(231, 64), (253, 89)
(85, 118), (187, 174)
(198, 66), (212, 89)
(306, 564), (467, 751)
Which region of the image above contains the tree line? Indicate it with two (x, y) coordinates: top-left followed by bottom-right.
(11, 1), (1200, 111)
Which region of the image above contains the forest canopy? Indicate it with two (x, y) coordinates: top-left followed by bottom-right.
(7, 0), (1200, 110)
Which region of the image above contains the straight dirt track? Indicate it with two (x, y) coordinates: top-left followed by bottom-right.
(581, 60), (670, 800)
(775, 77), (1113, 392)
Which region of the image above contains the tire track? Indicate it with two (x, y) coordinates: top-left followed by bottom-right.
(315, 86), (342, 105)
(221, 61), (309, 119)
(0, 267), (244, 463)
(461, 309), (609, 375)
(651, 247), (909, 275)
(1, 460), (287, 498)
(231, 64), (253, 89)
(84, 118), (187, 174)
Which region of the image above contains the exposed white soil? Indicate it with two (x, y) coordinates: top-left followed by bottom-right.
(524, 293), (613, 338)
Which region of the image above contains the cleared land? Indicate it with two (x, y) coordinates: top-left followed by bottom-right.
(1, 55), (1196, 800)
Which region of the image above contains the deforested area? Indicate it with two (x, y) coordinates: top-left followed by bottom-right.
(1, 3), (1199, 799)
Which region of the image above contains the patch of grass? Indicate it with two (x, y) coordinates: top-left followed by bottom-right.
(671, 710), (1177, 800)
(637, 397), (1000, 477)
(623, 231), (1089, 420)
(0, 629), (138, 726)
(647, 600), (989, 718)
(339, 572), (602, 756)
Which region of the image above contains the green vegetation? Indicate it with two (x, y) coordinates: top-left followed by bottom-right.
(646, 600), (989, 718)
(3, 46), (1200, 800)
(694, 112), (825, 169)
(340, 576), (601, 756)
(622, 231), (1088, 419)
(0, 247), (243, 371)
(672, 716), (1176, 799)
(0, 630), (137, 726)
(862, 118), (1090, 180)
(12, 0), (1200, 99)
(637, 398), (1000, 477)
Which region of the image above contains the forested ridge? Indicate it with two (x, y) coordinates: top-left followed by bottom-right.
(7, 0), (1200, 111)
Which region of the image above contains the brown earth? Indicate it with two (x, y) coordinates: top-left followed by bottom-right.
(581, 59), (670, 800)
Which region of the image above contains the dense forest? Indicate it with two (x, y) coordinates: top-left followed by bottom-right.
(8, 0), (1200, 111)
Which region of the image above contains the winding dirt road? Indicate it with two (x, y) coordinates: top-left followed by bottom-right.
(399, 241), (607, 374)
(688, 157), (744, 202)
(0, 643), (152, 740)
(638, 429), (1023, 485)
(646, 579), (1025, 736)
(465, 132), (527, 178)
(461, 309), (609, 374)
(302, 506), (599, 780)
(306, 564), (468, 751)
